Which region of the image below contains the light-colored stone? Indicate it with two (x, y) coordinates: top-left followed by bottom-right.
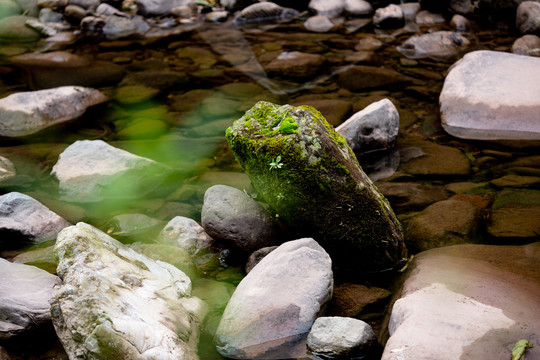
(156, 216), (214, 255)
(215, 238), (333, 359)
(440, 50), (540, 140)
(51, 140), (171, 202)
(304, 15), (335, 33)
(307, 317), (377, 358)
(51, 222), (205, 360)
(397, 31), (470, 60)
(0, 258), (58, 340)
(336, 98), (399, 154)
(512, 34), (540, 55)
(373, 4), (404, 28)
(382, 242), (540, 359)
(135, 0), (190, 15)
(344, 0), (372, 16)
(0, 192), (71, 246)
(517, 1), (540, 34)
(0, 86), (107, 137)
(308, 0), (345, 18)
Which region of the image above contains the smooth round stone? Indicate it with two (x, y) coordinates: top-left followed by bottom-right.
(415, 10), (446, 25)
(0, 0), (21, 20)
(450, 14), (469, 31)
(344, 0), (373, 16)
(0, 15), (41, 42)
(512, 34), (540, 55)
(517, 1), (540, 35)
(304, 15), (335, 32)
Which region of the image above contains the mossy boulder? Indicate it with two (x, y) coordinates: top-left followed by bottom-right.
(226, 101), (406, 273)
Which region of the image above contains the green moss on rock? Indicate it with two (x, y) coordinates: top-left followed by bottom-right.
(226, 101), (406, 273)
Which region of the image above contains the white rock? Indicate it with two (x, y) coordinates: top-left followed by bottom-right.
(516, 1), (540, 35)
(156, 216), (214, 255)
(307, 317), (377, 357)
(308, 0), (345, 18)
(135, 0), (190, 15)
(397, 31), (470, 60)
(344, 0), (373, 16)
(51, 139), (171, 202)
(373, 4), (404, 28)
(511, 34), (540, 55)
(440, 50), (540, 140)
(304, 15), (335, 33)
(0, 192), (71, 245)
(0, 258), (58, 340)
(382, 242), (540, 359)
(51, 222), (206, 360)
(0, 86), (107, 137)
(336, 98), (399, 154)
(215, 238), (333, 358)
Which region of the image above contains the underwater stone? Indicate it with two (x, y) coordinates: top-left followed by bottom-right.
(226, 101), (406, 273)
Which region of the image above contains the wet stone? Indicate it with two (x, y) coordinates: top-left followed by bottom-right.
(511, 34), (540, 55)
(488, 189), (540, 239)
(397, 31), (470, 60)
(377, 181), (452, 212)
(264, 51), (327, 79)
(325, 283), (391, 318)
(338, 65), (415, 91)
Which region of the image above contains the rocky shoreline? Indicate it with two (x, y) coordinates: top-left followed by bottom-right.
(1, 0), (540, 359)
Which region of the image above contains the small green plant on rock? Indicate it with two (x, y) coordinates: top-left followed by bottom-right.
(269, 156), (284, 170)
(512, 339), (533, 360)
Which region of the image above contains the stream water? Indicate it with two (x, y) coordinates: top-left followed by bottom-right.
(0, 10), (539, 360)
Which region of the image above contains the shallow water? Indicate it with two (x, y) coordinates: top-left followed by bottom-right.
(0, 13), (538, 360)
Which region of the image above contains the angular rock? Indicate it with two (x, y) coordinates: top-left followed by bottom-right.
(511, 34), (540, 55)
(0, 258), (58, 340)
(440, 50), (540, 141)
(336, 99), (399, 154)
(488, 189), (540, 239)
(373, 4), (404, 28)
(226, 101), (406, 273)
(51, 140), (171, 202)
(215, 238), (333, 358)
(382, 242), (540, 359)
(307, 317), (378, 358)
(516, 1), (540, 35)
(397, 31), (470, 60)
(201, 185), (279, 253)
(51, 222), (205, 360)
(0, 86), (107, 137)
(404, 199), (482, 252)
(264, 51), (326, 79)
(0, 192), (71, 247)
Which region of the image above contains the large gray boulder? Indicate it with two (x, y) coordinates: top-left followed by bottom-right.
(440, 50), (540, 141)
(0, 258), (58, 340)
(336, 99), (399, 154)
(51, 222), (206, 360)
(215, 238), (333, 359)
(201, 185), (280, 253)
(226, 101), (406, 273)
(382, 242), (540, 360)
(0, 192), (71, 247)
(51, 140), (171, 202)
(0, 86), (107, 137)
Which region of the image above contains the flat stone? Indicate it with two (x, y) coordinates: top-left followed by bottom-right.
(398, 138), (471, 177)
(490, 174), (540, 188)
(51, 140), (171, 202)
(0, 86), (107, 137)
(51, 222), (205, 360)
(488, 189), (540, 239)
(404, 199), (482, 252)
(382, 242), (540, 359)
(264, 51), (326, 79)
(338, 65), (415, 91)
(215, 238), (333, 359)
(377, 181), (452, 212)
(0, 258), (58, 340)
(440, 50), (540, 141)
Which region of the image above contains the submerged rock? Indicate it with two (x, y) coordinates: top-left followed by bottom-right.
(336, 98), (399, 154)
(264, 51), (327, 79)
(397, 31), (470, 60)
(0, 192), (71, 247)
(487, 189), (540, 239)
(215, 238), (333, 359)
(51, 222), (205, 360)
(233, 2), (299, 25)
(0, 258), (58, 340)
(226, 101), (406, 273)
(440, 50), (540, 141)
(382, 242), (540, 359)
(51, 140), (172, 202)
(0, 86), (107, 137)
